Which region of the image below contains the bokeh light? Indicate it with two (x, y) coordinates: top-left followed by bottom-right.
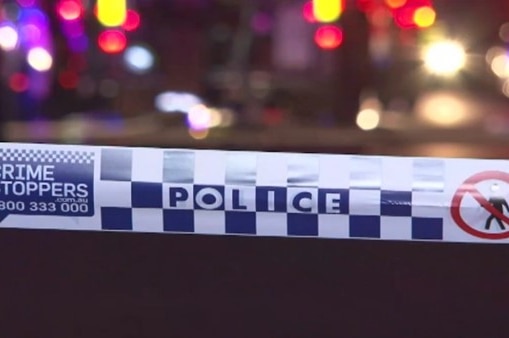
(0, 24), (19, 51)
(416, 92), (471, 127)
(155, 92), (203, 113)
(122, 9), (141, 31)
(413, 6), (436, 28)
(393, 5), (418, 29)
(123, 45), (154, 74)
(187, 105), (212, 130)
(20, 23), (42, 44)
(8, 73), (29, 92)
(423, 41), (466, 76)
(97, 0), (127, 27)
(313, 0), (344, 23)
(27, 47), (53, 72)
(499, 23), (509, 43)
(56, 0), (82, 21)
(61, 20), (85, 38)
(385, 0), (407, 9)
(188, 128), (209, 140)
(490, 53), (509, 78)
(314, 25), (343, 50)
(356, 109), (380, 130)
(302, 1), (316, 23)
(98, 30), (127, 53)
(17, 0), (36, 7)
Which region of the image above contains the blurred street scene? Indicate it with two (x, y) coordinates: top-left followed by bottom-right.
(2, 0), (509, 158)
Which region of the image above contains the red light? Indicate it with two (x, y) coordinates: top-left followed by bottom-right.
(9, 73), (29, 93)
(302, 1), (316, 23)
(314, 25), (343, 50)
(122, 9), (141, 31)
(393, 5), (417, 29)
(57, 0), (82, 21)
(98, 30), (127, 53)
(58, 70), (79, 89)
(357, 0), (376, 12)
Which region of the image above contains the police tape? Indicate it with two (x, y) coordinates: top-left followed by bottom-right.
(1, 142), (509, 243)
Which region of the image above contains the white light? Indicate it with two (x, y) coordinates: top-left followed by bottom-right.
(415, 92), (470, 127)
(486, 46), (506, 65)
(187, 105), (212, 130)
(423, 41), (466, 76)
(155, 91), (203, 113)
(491, 54), (509, 78)
(0, 25), (19, 51)
(123, 45), (154, 74)
(356, 109), (380, 131)
(27, 47), (53, 72)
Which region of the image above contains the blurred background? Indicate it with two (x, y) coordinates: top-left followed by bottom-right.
(2, 0), (509, 158)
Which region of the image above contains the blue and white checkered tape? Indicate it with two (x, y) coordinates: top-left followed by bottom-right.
(1, 142), (509, 244)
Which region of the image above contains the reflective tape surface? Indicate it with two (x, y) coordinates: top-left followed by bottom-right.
(1, 142), (509, 243)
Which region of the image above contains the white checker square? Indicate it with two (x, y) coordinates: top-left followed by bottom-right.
(318, 214), (349, 238)
(287, 187), (318, 213)
(381, 157), (413, 191)
(256, 212), (287, 237)
(132, 208), (164, 233)
(96, 181), (132, 207)
(256, 152), (287, 186)
(412, 191), (445, 218)
(194, 210), (226, 235)
(349, 189), (381, 215)
(225, 186), (256, 211)
(380, 216), (412, 241)
(194, 150), (226, 185)
(132, 148), (164, 182)
(319, 154), (350, 189)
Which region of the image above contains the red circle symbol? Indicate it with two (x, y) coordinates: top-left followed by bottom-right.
(451, 171), (509, 239)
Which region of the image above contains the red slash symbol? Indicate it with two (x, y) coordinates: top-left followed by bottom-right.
(451, 171), (509, 239)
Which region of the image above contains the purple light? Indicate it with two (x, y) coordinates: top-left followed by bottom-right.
(62, 20), (84, 38)
(17, 0), (37, 8)
(68, 35), (88, 52)
(19, 8), (48, 25)
(20, 23), (42, 44)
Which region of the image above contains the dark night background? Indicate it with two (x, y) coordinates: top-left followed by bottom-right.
(1, 228), (508, 337)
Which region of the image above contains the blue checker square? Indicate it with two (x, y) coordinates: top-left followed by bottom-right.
(101, 207), (133, 231)
(225, 211), (256, 234)
(381, 190), (412, 217)
(101, 148), (132, 181)
(412, 217), (443, 240)
(287, 214), (318, 236)
(256, 187), (287, 212)
(132, 182), (163, 208)
(349, 216), (381, 238)
(193, 185), (225, 210)
(163, 209), (194, 233)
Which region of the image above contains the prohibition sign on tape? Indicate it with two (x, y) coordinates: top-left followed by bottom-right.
(451, 171), (509, 240)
